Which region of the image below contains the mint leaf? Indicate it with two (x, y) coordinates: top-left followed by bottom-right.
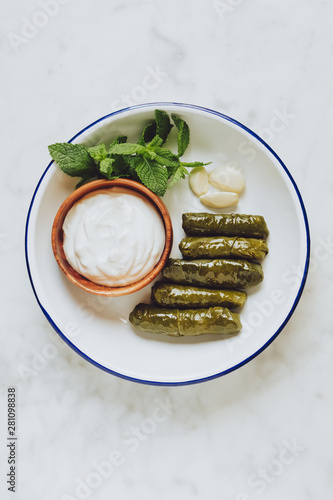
(109, 135), (127, 148)
(108, 143), (146, 155)
(171, 114), (190, 157)
(181, 161), (212, 168)
(155, 109), (173, 143)
(149, 146), (180, 167)
(102, 156), (134, 180)
(48, 143), (97, 177)
(147, 135), (164, 148)
(88, 143), (108, 163)
(134, 157), (168, 197)
(120, 156), (140, 181)
(137, 121), (157, 145)
(168, 164), (188, 188)
(99, 158), (115, 179)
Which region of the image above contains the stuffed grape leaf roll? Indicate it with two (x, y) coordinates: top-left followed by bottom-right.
(151, 282), (247, 309)
(129, 304), (242, 337)
(179, 236), (268, 261)
(162, 258), (264, 289)
(182, 213), (269, 239)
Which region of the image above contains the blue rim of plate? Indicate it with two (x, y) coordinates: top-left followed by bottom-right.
(25, 102), (311, 386)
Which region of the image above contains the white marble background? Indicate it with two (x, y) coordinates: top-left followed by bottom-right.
(1, 0), (333, 498)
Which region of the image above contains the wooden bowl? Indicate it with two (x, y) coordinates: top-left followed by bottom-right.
(51, 179), (173, 296)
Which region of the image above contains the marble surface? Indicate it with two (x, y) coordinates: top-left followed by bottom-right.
(1, 0), (333, 498)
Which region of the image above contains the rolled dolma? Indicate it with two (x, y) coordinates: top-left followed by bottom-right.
(179, 236), (268, 261)
(182, 213), (269, 239)
(151, 282), (247, 309)
(129, 304), (241, 337)
(162, 258), (263, 289)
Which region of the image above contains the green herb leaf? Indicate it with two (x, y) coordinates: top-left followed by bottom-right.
(147, 135), (164, 148)
(181, 161), (212, 168)
(171, 114), (190, 157)
(134, 157), (168, 197)
(109, 135), (127, 148)
(149, 146), (180, 167)
(99, 158), (115, 179)
(155, 109), (173, 143)
(108, 143), (147, 156)
(167, 164), (189, 188)
(88, 143), (108, 164)
(48, 143), (96, 177)
(137, 121), (157, 145)
(120, 156), (140, 181)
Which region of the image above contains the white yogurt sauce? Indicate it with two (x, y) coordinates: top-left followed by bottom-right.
(62, 188), (165, 286)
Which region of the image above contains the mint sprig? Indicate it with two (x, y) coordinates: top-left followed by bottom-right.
(134, 157), (168, 197)
(155, 109), (173, 143)
(88, 143), (108, 164)
(171, 113), (190, 157)
(99, 158), (115, 179)
(48, 109), (210, 196)
(137, 121), (157, 146)
(48, 143), (97, 178)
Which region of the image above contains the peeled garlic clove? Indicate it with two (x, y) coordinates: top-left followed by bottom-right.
(199, 191), (239, 208)
(209, 165), (245, 194)
(189, 167), (209, 197)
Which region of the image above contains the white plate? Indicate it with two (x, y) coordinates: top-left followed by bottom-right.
(25, 103), (310, 385)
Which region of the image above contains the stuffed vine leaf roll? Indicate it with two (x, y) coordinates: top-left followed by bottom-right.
(129, 304), (242, 337)
(179, 236), (268, 261)
(151, 282), (247, 309)
(162, 258), (264, 289)
(182, 213), (269, 239)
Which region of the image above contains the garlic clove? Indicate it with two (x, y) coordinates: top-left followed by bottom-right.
(199, 191), (239, 208)
(189, 167), (209, 197)
(209, 165), (245, 194)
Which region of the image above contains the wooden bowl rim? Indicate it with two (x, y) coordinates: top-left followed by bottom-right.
(51, 179), (173, 296)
